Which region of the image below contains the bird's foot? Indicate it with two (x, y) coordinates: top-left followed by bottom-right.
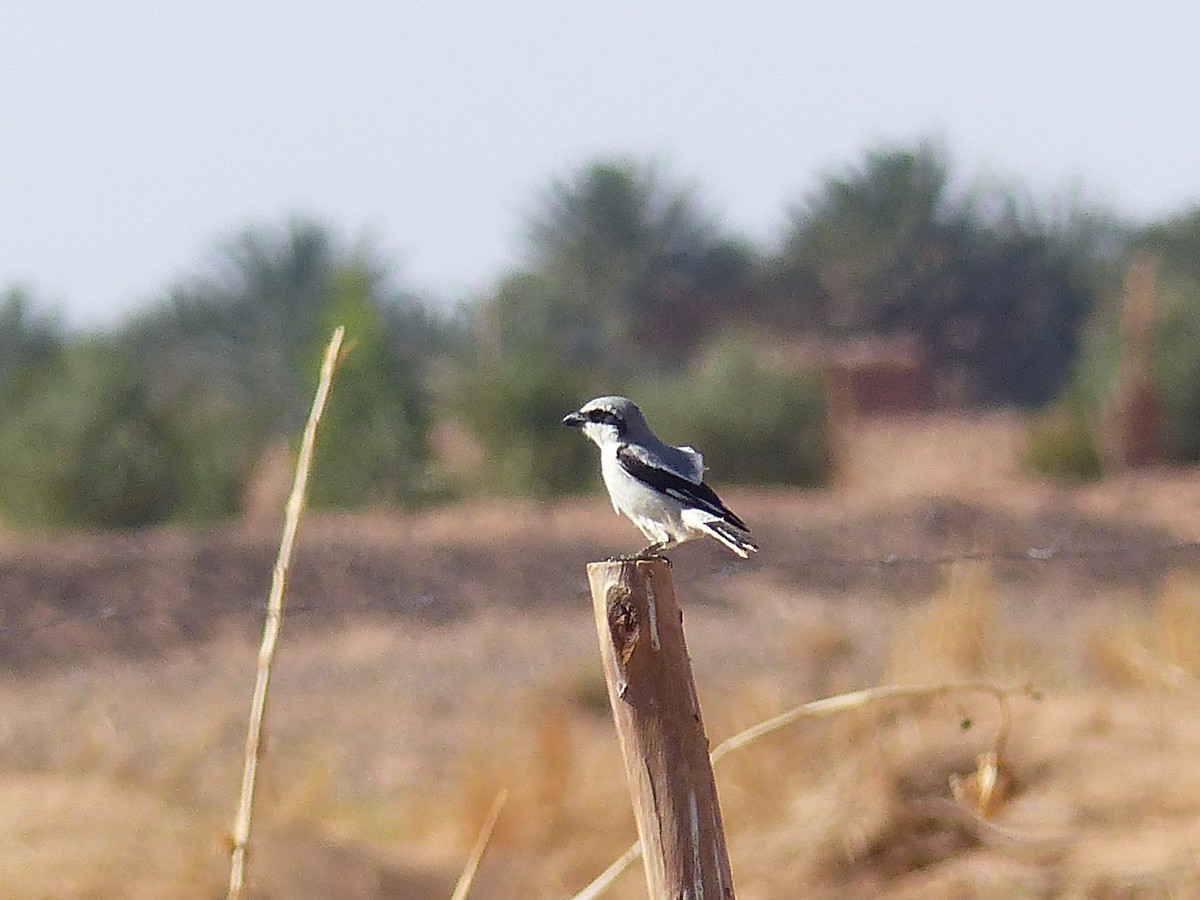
(604, 545), (673, 566)
(604, 547), (672, 566)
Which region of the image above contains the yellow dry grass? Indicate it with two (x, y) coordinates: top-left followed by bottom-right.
(1, 413), (1200, 897)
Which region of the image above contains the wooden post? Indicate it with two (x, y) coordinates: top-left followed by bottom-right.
(587, 559), (735, 899)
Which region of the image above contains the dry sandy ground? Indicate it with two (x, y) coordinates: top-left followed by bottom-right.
(2, 413), (1200, 898)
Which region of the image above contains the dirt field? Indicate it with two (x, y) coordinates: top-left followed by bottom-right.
(3, 413), (1200, 898)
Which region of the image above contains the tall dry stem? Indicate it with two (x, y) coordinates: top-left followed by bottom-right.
(225, 326), (346, 900)
(450, 788), (509, 900)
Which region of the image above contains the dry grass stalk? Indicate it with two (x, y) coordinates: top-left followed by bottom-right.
(570, 841), (644, 900)
(449, 788), (509, 900)
(1088, 575), (1200, 689)
(887, 560), (995, 683)
(570, 679), (1032, 900)
(225, 326), (346, 900)
(710, 680), (1024, 766)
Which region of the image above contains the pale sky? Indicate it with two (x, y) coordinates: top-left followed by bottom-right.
(3, 2), (1199, 329)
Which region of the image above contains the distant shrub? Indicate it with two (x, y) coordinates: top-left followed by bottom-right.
(454, 352), (598, 496)
(1033, 260), (1200, 477)
(163, 388), (262, 522)
(1023, 389), (1104, 483)
(454, 334), (831, 498)
(1151, 272), (1200, 461)
(637, 336), (832, 487)
(122, 223), (442, 516)
(0, 345), (193, 529)
(305, 269), (433, 507)
(0, 289), (63, 417)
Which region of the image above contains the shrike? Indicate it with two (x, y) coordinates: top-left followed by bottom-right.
(562, 395), (758, 558)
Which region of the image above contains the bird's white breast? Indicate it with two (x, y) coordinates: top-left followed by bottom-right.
(599, 444), (689, 543)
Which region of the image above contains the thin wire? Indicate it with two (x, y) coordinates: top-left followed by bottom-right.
(2, 538), (1199, 644)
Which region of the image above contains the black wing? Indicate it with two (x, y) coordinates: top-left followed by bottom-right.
(616, 443), (750, 532)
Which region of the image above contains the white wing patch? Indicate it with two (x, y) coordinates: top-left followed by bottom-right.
(675, 445), (705, 483)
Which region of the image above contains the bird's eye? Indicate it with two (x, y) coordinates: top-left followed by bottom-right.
(583, 408), (626, 435)
(586, 409), (622, 427)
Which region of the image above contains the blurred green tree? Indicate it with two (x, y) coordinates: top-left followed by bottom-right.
(1127, 212), (1200, 460)
(1148, 268), (1200, 460)
(1030, 211), (1200, 480)
(1135, 207), (1200, 281)
(0, 288), (63, 414)
(460, 159), (771, 497)
(781, 141), (1106, 405)
(0, 341), (188, 528)
(491, 158), (756, 369)
(636, 335), (832, 487)
(0, 220), (443, 529)
(454, 351), (598, 496)
(145, 218), (356, 436)
(305, 266), (432, 506)
(141, 219), (438, 511)
(784, 140), (958, 333)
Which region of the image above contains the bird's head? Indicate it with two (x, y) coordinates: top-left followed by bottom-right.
(562, 395), (646, 447)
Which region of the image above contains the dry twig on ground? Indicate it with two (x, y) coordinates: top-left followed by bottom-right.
(570, 680), (1035, 900)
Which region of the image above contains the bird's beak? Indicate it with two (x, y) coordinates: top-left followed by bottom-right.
(562, 411), (585, 428)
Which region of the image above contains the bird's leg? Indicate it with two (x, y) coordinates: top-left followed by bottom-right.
(604, 541), (674, 565)
(636, 540), (674, 563)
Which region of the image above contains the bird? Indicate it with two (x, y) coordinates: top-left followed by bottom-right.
(562, 395), (758, 559)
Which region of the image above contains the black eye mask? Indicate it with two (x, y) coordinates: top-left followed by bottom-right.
(586, 408), (626, 435)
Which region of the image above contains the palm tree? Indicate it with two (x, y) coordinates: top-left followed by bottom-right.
(782, 141), (1101, 405)
(518, 159), (753, 367)
(783, 140), (960, 333)
(130, 218), (434, 508)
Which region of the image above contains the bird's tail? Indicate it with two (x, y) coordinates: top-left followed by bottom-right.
(701, 521), (759, 558)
